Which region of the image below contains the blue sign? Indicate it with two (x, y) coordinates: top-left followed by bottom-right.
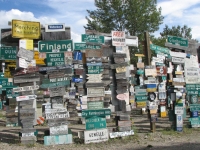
(48, 25), (64, 30)
(45, 23), (65, 32)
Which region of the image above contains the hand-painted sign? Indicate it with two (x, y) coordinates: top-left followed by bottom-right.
(38, 40), (73, 52)
(156, 66), (167, 76)
(0, 46), (17, 60)
(12, 20), (40, 39)
(112, 31), (126, 46)
(50, 124), (68, 135)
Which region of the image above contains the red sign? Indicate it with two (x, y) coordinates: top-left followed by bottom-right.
(156, 66), (167, 76)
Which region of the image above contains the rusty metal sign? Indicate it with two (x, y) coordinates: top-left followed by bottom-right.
(85, 50), (102, 57)
(14, 74), (40, 83)
(113, 53), (126, 58)
(85, 82), (104, 88)
(75, 69), (84, 75)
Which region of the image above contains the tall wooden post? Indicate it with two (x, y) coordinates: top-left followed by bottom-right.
(144, 32), (151, 65)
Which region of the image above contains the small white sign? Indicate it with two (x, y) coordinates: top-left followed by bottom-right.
(50, 124), (68, 135)
(110, 130), (134, 138)
(112, 31), (126, 46)
(84, 128), (109, 144)
(172, 57), (185, 64)
(175, 106), (184, 115)
(45, 23), (65, 32)
(16, 95), (37, 101)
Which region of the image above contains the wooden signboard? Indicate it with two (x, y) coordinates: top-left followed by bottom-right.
(111, 62), (128, 69)
(114, 57), (125, 64)
(118, 120), (132, 127)
(19, 108), (35, 119)
(14, 66), (39, 76)
(48, 118), (69, 127)
(145, 68), (157, 77)
(13, 85), (39, 93)
(87, 87), (105, 97)
(84, 128), (109, 144)
(49, 87), (65, 97)
(87, 97), (104, 101)
(75, 69), (84, 75)
(116, 67), (126, 73)
(17, 47), (34, 61)
(102, 45), (113, 57)
(85, 50), (102, 57)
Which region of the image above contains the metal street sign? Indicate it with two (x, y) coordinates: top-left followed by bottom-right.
(6, 88), (19, 98)
(135, 95), (148, 101)
(0, 46), (17, 60)
(82, 109), (111, 118)
(40, 80), (70, 88)
(175, 106), (184, 114)
(38, 40), (73, 52)
(82, 34), (105, 44)
(150, 44), (170, 54)
(49, 77), (69, 83)
(16, 95), (37, 101)
(50, 124), (68, 135)
(17, 47), (34, 61)
(85, 116), (106, 130)
(186, 84), (200, 90)
(46, 53), (65, 66)
(74, 42), (101, 50)
(167, 35), (188, 47)
(87, 101), (104, 110)
(190, 104), (200, 111)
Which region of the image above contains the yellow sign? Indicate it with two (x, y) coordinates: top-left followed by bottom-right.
(136, 102), (146, 107)
(34, 51), (45, 65)
(161, 112), (167, 117)
(4, 71), (12, 78)
(19, 39), (33, 50)
(12, 20), (40, 39)
(135, 54), (145, 57)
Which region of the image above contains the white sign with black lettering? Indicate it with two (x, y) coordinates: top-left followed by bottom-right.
(172, 57), (185, 64)
(112, 31), (126, 46)
(185, 68), (199, 77)
(175, 106), (184, 115)
(50, 124), (68, 135)
(84, 128), (109, 144)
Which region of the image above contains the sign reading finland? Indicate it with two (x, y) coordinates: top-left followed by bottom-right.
(45, 23), (65, 32)
(38, 40), (73, 52)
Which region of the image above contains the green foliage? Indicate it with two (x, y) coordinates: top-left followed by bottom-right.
(84, 0), (164, 37)
(160, 24), (192, 39)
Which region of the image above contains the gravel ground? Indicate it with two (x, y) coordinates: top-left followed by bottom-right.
(0, 111), (200, 150)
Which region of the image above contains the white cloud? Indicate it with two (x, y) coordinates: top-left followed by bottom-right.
(157, 0), (200, 40)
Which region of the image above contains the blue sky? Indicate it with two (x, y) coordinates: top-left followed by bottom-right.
(0, 0), (200, 42)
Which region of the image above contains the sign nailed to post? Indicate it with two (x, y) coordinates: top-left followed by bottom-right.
(81, 34), (105, 44)
(45, 23), (65, 32)
(167, 35), (188, 47)
(38, 40), (73, 52)
(12, 19), (40, 39)
(0, 46), (17, 60)
(46, 53), (65, 66)
(112, 31), (126, 46)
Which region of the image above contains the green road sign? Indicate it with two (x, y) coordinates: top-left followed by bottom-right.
(46, 53), (65, 66)
(137, 69), (144, 75)
(189, 117), (200, 122)
(190, 95), (198, 104)
(150, 44), (170, 54)
(85, 116), (106, 130)
(0, 46), (17, 60)
(88, 66), (103, 74)
(38, 40), (73, 52)
(186, 84), (200, 90)
(40, 80), (70, 88)
(81, 34), (104, 44)
(190, 120), (200, 125)
(0, 78), (14, 88)
(87, 101), (104, 110)
(82, 109), (111, 118)
(74, 42), (101, 50)
(6, 88), (19, 98)
(190, 104), (200, 111)
(49, 77), (70, 83)
(135, 95), (148, 101)
(167, 36), (188, 47)
(187, 90), (200, 97)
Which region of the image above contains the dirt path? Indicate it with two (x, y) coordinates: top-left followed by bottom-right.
(0, 111), (199, 150)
